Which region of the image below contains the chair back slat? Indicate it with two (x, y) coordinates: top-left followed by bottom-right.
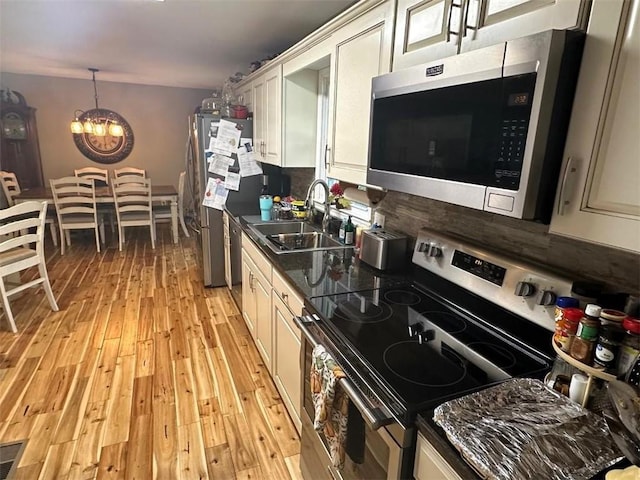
(50, 177), (98, 224)
(74, 167), (109, 186)
(0, 171), (22, 207)
(113, 177), (152, 220)
(114, 167), (146, 179)
(0, 201), (46, 253)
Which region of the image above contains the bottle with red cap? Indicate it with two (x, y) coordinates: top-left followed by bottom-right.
(618, 317), (640, 379)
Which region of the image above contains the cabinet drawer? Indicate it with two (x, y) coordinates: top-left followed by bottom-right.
(272, 268), (304, 318)
(242, 233), (272, 282)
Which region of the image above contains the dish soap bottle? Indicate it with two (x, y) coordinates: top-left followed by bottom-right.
(344, 216), (355, 245)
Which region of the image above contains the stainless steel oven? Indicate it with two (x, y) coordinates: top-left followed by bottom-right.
(296, 314), (413, 480)
(295, 227), (575, 479)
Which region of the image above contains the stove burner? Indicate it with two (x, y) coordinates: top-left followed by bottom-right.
(332, 295), (393, 324)
(383, 340), (467, 387)
(466, 342), (517, 369)
(384, 290), (422, 306)
(419, 311), (467, 334)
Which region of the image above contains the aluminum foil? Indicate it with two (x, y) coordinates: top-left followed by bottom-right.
(433, 378), (623, 480)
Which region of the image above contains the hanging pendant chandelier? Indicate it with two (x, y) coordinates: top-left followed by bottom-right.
(70, 68), (124, 137)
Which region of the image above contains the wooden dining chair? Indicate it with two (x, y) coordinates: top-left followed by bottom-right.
(50, 176), (104, 255)
(0, 170), (58, 246)
(113, 167), (146, 178)
(154, 171), (190, 237)
(0, 201), (59, 333)
(112, 176), (155, 251)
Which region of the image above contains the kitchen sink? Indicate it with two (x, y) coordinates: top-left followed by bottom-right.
(247, 221), (347, 254)
(266, 232), (343, 252)
(249, 221), (319, 237)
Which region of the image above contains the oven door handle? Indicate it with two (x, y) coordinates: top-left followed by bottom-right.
(295, 315), (394, 431)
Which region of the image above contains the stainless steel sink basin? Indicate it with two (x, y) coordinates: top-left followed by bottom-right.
(266, 232), (343, 252)
(247, 220), (347, 254)
(249, 221), (319, 236)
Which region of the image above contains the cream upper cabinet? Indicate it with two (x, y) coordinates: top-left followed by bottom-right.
(394, 0), (589, 70)
(252, 65), (282, 166)
(327, 0), (394, 185)
(550, 0), (640, 253)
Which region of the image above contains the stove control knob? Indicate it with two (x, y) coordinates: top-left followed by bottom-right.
(426, 242), (442, 258)
(408, 323), (423, 337)
(418, 330), (435, 344)
(417, 242), (428, 253)
(537, 290), (557, 306)
(514, 281), (536, 297)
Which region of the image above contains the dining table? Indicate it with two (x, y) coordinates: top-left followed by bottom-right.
(13, 184), (180, 244)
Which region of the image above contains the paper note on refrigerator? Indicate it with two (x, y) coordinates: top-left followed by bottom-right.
(237, 145), (262, 177)
(211, 119), (242, 156)
(202, 178), (228, 210)
(224, 171), (241, 191)
(208, 154), (234, 176)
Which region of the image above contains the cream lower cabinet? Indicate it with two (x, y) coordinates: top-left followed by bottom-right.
(550, 0), (640, 253)
(393, 0), (589, 70)
(414, 433), (463, 480)
(327, 0), (394, 185)
(242, 234), (304, 432)
(241, 234), (273, 372)
(272, 269), (303, 434)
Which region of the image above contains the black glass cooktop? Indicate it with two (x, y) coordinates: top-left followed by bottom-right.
(307, 282), (551, 415)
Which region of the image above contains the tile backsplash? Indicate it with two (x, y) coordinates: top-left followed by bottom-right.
(377, 190), (639, 294)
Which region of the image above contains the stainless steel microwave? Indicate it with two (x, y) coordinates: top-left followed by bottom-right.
(367, 30), (584, 222)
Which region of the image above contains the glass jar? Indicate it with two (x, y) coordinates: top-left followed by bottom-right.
(570, 306), (601, 364)
(554, 307), (583, 352)
(593, 325), (625, 372)
(617, 316), (640, 377)
(599, 309), (626, 327)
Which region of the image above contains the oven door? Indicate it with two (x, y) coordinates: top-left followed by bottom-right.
(296, 315), (409, 480)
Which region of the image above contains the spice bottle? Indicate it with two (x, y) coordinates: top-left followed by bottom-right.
(617, 316), (640, 378)
(554, 307), (583, 352)
(599, 309), (627, 327)
(570, 304), (601, 364)
(593, 325), (625, 372)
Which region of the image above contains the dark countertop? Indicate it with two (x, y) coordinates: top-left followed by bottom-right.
(237, 214), (409, 300)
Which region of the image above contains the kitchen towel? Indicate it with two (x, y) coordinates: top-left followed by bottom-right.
(310, 344), (348, 469)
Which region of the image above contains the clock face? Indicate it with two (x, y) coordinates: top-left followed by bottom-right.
(1, 112), (27, 140)
(72, 108), (134, 164)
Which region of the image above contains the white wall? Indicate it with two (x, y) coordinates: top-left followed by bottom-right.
(0, 72), (211, 187)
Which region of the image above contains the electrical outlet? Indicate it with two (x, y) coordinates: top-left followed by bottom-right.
(373, 211), (386, 228)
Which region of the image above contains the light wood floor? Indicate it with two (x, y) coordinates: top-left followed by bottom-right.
(0, 226), (302, 479)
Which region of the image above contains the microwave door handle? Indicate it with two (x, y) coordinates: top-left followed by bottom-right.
(557, 156), (578, 216)
(295, 315), (395, 431)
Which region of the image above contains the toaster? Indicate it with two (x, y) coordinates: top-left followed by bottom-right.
(360, 229), (407, 271)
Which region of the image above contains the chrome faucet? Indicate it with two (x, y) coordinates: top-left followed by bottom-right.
(305, 179), (331, 233)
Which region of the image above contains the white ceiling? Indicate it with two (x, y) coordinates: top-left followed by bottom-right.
(0, 0), (356, 90)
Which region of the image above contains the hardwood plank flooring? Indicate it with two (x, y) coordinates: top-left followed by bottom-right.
(0, 226), (302, 479)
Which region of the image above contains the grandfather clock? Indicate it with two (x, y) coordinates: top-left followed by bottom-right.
(0, 89), (45, 189)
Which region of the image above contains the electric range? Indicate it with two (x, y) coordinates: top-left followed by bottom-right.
(297, 227), (575, 479)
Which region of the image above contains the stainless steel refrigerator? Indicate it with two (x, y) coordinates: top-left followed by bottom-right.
(186, 114), (262, 286)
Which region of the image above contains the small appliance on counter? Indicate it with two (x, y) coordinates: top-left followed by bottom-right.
(359, 229), (407, 271)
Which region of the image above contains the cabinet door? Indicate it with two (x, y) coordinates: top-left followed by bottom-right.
(252, 78), (266, 162)
(393, 0), (464, 70)
(550, 0), (640, 253)
(414, 433), (464, 480)
(264, 66), (282, 166)
(241, 251), (256, 338)
(328, 0), (394, 185)
(273, 293), (302, 434)
(460, 0), (588, 53)
(254, 271), (273, 372)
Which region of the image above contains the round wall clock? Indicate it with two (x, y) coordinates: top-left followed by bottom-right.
(72, 108), (134, 164)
